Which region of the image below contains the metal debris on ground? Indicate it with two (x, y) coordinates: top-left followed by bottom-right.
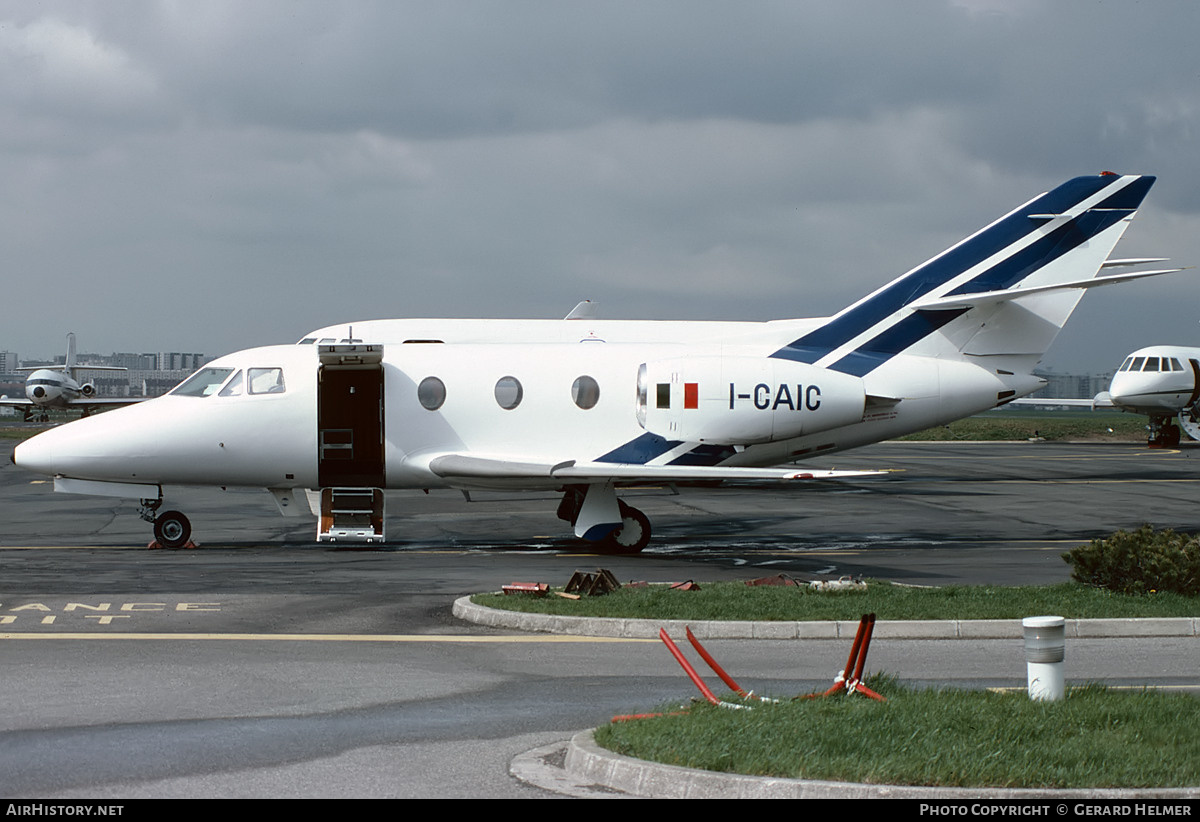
(501, 582), (549, 596)
(669, 580), (700, 591)
(808, 576), (867, 591)
(744, 574), (800, 587)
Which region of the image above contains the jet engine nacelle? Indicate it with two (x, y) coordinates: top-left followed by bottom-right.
(81, 383), (96, 398)
(637, 356), (866, 444)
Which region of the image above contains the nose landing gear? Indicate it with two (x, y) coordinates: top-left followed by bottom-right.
(1148, 415), (1182, 448)
(153, 511), (193, 549)
(139, 497), (194, 549)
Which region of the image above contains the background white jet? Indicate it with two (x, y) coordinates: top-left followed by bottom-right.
(1, 333), (141, 422)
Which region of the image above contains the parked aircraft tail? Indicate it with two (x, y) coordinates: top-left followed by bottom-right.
(772, 173), (1159, 375)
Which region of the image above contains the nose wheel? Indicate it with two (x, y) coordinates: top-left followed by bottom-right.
(152, 511), (193, 549)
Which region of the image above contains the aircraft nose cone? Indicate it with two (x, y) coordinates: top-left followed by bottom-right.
(12, 434), (54, 475)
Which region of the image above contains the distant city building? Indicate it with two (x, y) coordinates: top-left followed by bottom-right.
(1029, 370), (1114, 402)
(156, 352), (207, 371)
(0, 351), (18, 373)
(107, 352), (160, 370)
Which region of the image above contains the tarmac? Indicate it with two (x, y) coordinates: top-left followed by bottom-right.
(454, 598), (1200, 799)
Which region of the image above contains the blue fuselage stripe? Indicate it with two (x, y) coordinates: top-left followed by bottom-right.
(595, 432), (682, 464)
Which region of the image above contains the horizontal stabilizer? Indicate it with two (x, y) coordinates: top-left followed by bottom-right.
(1101, 257), (1169, 269)
(15, 365), (127, 373)
(909, 268), (1188, 312)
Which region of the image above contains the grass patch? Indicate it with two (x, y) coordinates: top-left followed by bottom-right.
(473, 580), (1199, 621)
(595, 681), (1200, 788)
(899, 409), (1146, 442)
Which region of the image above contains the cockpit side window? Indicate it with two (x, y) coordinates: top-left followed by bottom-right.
(1170, 358), (1183, 371)
(1144, 358), (1160, 372)
(1130, 357), (1146, 372)
(1119, 357), (1133, 372)
(172, 368), (235, 397)
(248, 367), (286, 395)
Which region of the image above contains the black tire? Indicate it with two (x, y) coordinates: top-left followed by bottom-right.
(598, 504), (651, 553)
(1164, 424), (1182, 448)
(154, 510), (192, 548)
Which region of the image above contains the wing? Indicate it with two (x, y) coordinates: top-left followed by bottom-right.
(0, 397), (146, 409)
(426, 453), (884, 487)
(65, 398), (147, 407)
(1007, 394), (1114, 409)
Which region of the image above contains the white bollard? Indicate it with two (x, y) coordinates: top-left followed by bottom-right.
(1022, 615), (1065, 701)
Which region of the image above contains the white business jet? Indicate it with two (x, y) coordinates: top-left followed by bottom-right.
(12, 173), (1182, 550)
(0, 333), (139, 422)
(1098, 346), (1200, 447)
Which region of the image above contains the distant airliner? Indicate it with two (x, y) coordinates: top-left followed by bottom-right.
(12, 173), (1185, 549)
(0, 333), (140, 422)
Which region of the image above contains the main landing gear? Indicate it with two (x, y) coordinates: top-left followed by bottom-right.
(607, 501), (652, 553)
(1147, 415), (1182, 449)
(139, 497), (193, 549)
(557, 485), (653, 553)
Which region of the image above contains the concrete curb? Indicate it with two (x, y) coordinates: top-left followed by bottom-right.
(453, 596), (1199, 639)
(534, 730), (1200, 799)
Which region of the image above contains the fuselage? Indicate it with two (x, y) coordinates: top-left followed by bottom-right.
(24, 368), (84, 409)
(12, 318), (1038, 492)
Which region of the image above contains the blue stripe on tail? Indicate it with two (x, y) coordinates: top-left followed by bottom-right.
(771, 174), (1154, 375)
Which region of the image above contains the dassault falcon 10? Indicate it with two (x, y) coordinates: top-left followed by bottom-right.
(12, 173), (1183, 549)
(1092, 346), (1200, 447)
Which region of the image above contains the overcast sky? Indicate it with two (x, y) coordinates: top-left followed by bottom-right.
(3, 1), (1199, 373)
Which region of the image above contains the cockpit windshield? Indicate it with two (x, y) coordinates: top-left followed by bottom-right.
(171, 368), (235, 397)
(170, 366), (286, 397)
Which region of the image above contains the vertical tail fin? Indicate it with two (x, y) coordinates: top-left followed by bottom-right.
(65, 332), (77, 371)
(773, 173), (1156, 375)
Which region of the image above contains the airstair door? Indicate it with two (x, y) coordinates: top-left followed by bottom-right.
(317, 345), (385, 489)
